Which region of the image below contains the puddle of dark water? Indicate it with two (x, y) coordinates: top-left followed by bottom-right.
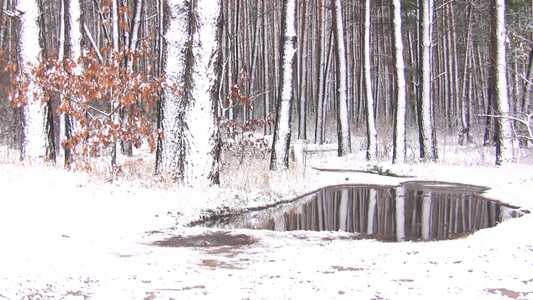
(205, 182), (526, 242)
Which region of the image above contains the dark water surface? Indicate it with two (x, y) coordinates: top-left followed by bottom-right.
(206, 182), (525, 241)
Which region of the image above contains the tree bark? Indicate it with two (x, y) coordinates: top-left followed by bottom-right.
(158, 0), (222, 185)
(270, 0), (296, 171)
(417, 0), (438, 161)
(331, 0), (351, 157)
(391, 0), (407, 164)
(490, 0), (515, 165)
(362, 0), (377, 160)
(59, 0), (83, 168)
(18, 1), (47, 161)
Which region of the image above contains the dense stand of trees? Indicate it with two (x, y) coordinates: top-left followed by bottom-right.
(1, 0), (532, 184)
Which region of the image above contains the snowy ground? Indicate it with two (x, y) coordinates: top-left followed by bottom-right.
(1, 143), (533, 299)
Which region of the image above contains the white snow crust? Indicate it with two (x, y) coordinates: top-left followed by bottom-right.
(1, 142), (532, 299)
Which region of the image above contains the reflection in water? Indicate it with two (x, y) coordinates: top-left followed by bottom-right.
(209, 185), (524, 241)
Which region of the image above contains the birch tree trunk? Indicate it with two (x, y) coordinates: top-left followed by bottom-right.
(491, 0), (515, 165)
(158, 0), (222, 186)
(270, 0), (296, 171)
(391, 0), (406, 164)
(18, 1), (47, 161)
(362, 0), (376, 160)
(331, 0), (351, 157)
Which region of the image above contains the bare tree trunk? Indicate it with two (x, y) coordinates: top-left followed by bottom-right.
(417, 0), (437, 161)
(391, 0), (406, 164)
(110, 0), (120, 171)
(158, 0), (222, 185)
(491, 0), (515, 165)
(270, 0), (296, 171)
(121, 0), (144, 156)
(315, 0), (326, 144)
(155, 0), (165, 173)
(459, 3), (472, 146)
(18, 0), (47, 162)
(297, 0), (308, 140)
(331, 0), (351, 156)
(362, 0), (376, 160)
(262, 0), (271, 135)
(59, 0), (83, 168)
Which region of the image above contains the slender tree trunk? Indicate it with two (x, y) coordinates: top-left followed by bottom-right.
(391, 0), (406, 164)
(315, 0), (325, 144)
(490, 0), (515, 165)
(297, 0), (308, 140)
(155, 0), (165, 173)
(110, 0), (120, 171)
(59, 0), (83, 168)
(362, 0), (376, 160)
(262, 0), (271, 135)
(270, 0), (296, 171)
(459, 4), (472, 146)
(121, 0), (144, 156)
(331, 0), (351, 156)
(417, 0), (437, 161)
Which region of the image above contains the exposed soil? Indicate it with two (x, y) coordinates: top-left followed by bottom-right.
(152, 231), (256, 247)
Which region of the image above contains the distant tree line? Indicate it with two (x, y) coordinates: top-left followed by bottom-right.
(0, 0), (531, 185)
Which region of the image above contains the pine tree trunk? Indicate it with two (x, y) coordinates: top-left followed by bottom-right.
(459, 4), (472, 146)
(331, 0), (351, 157)
(417, 0), (437, 161)
(158, 0), (222, 185)
(314, 0), (325, 144)
(270, 0), (296, 171)
(18, 1), (47, 161)
(362, 0), (376, 160)
(391, 0), (407, 164)
(491, 0), (515, 165)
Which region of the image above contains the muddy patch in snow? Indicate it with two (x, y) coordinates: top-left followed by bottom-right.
(152, 231), (255, 247)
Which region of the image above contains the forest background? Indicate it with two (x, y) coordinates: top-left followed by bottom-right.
(0, 0), (532, 186)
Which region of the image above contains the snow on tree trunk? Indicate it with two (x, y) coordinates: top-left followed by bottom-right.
(112, 0), (119, 52)
(18, 1), (46, 161)
(270, 0), (296, 171)
(391, 0), (407, 164)
(159, 0), (221, 186)
(491, 0), (515, 165)
(362, 0), (376, 160)
(60, 0), (83, 168)
(417, 0), (437, 161)
(331, 0), (351, 157)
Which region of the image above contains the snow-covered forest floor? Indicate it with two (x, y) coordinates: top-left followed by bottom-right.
(1, 135), (533, 299)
